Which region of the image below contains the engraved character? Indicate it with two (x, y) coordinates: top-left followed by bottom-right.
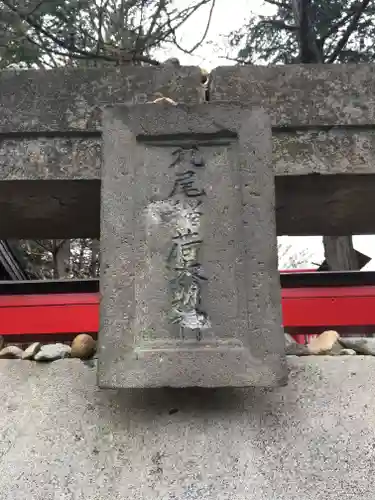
(169, 170), (206, 198)
(169, 146), (205, 169)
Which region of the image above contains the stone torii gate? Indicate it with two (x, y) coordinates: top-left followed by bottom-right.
(1, 64), (374, 238)
(1, 63), (374, 388)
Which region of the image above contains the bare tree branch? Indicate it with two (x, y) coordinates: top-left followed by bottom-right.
(328, 0), (372, 63)
(145, 0), (166, 41)
(34, 240), (53, 252)
(326, 10), (355, 38)
(218, 54), (253, 64)
(162, 0), (213, 43)
(171, 0), (216, 54)
(35, 31), (59, 67)
(27, 0), (46, 16)
(1, 0), (216, 67)
(265, 0), (292, 9)
(0, 0), (161, 65)
(259, 18), (298, 31)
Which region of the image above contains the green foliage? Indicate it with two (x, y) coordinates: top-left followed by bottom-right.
(229, 0), (375, 64)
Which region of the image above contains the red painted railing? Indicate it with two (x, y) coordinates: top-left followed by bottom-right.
(0, 270), (374, 343)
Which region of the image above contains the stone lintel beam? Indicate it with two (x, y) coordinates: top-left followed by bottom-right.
(210, 64), (375, 127)
(2, 126), (375, 181)
(0, 66), (204, 133)
(2, 64), (375, 132)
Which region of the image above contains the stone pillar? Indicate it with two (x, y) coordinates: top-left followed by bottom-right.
(98, 103), (287, 388)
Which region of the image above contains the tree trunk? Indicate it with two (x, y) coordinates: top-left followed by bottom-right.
(322, 236), (360, 271)
(53, 239), (71, 278)
(89, 239), (100, 277)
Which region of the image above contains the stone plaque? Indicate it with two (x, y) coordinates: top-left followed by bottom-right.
(98, 103), (287, 388)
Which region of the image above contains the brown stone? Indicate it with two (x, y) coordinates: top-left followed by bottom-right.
(71, 334), (96, 360)
(0, 345), (24, 359)
(307, 330), (340, 355)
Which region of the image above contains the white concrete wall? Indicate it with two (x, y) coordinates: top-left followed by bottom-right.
(1, 357), (373, 499)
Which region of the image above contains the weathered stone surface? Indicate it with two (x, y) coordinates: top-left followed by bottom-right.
(0, 137), (101, 180)
(273, 128), (375, 176)
(5, 125), (375, 181)
(99, 103), (286, 388)
(0, 345), (23, 359)
(339, 337), (375, 355)
(308, 330), (340, 355)
(0, 179), (100, 238)
(22, 342), (41, 360)
(210, 64), (375, 126)
(0, 66), (203, 132)
(275, 173), (375, 235)
(34, 343), (71, 362)
(3, 64), (375, 131)
(71, 334), (96, 359)
(1, 357), (375, 499)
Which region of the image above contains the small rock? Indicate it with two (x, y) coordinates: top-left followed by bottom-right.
(0, 335), (4, 350)
(0, 345), (24, 359)
(34, 343), (71, 362)
(339, 337), (375, 355)
(22, 342), (42, 360)
(285, 343), (310, 356)
(307, 330), (339, 354)
(71, 334), (96, 360)
(339, 348), (357, 356)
